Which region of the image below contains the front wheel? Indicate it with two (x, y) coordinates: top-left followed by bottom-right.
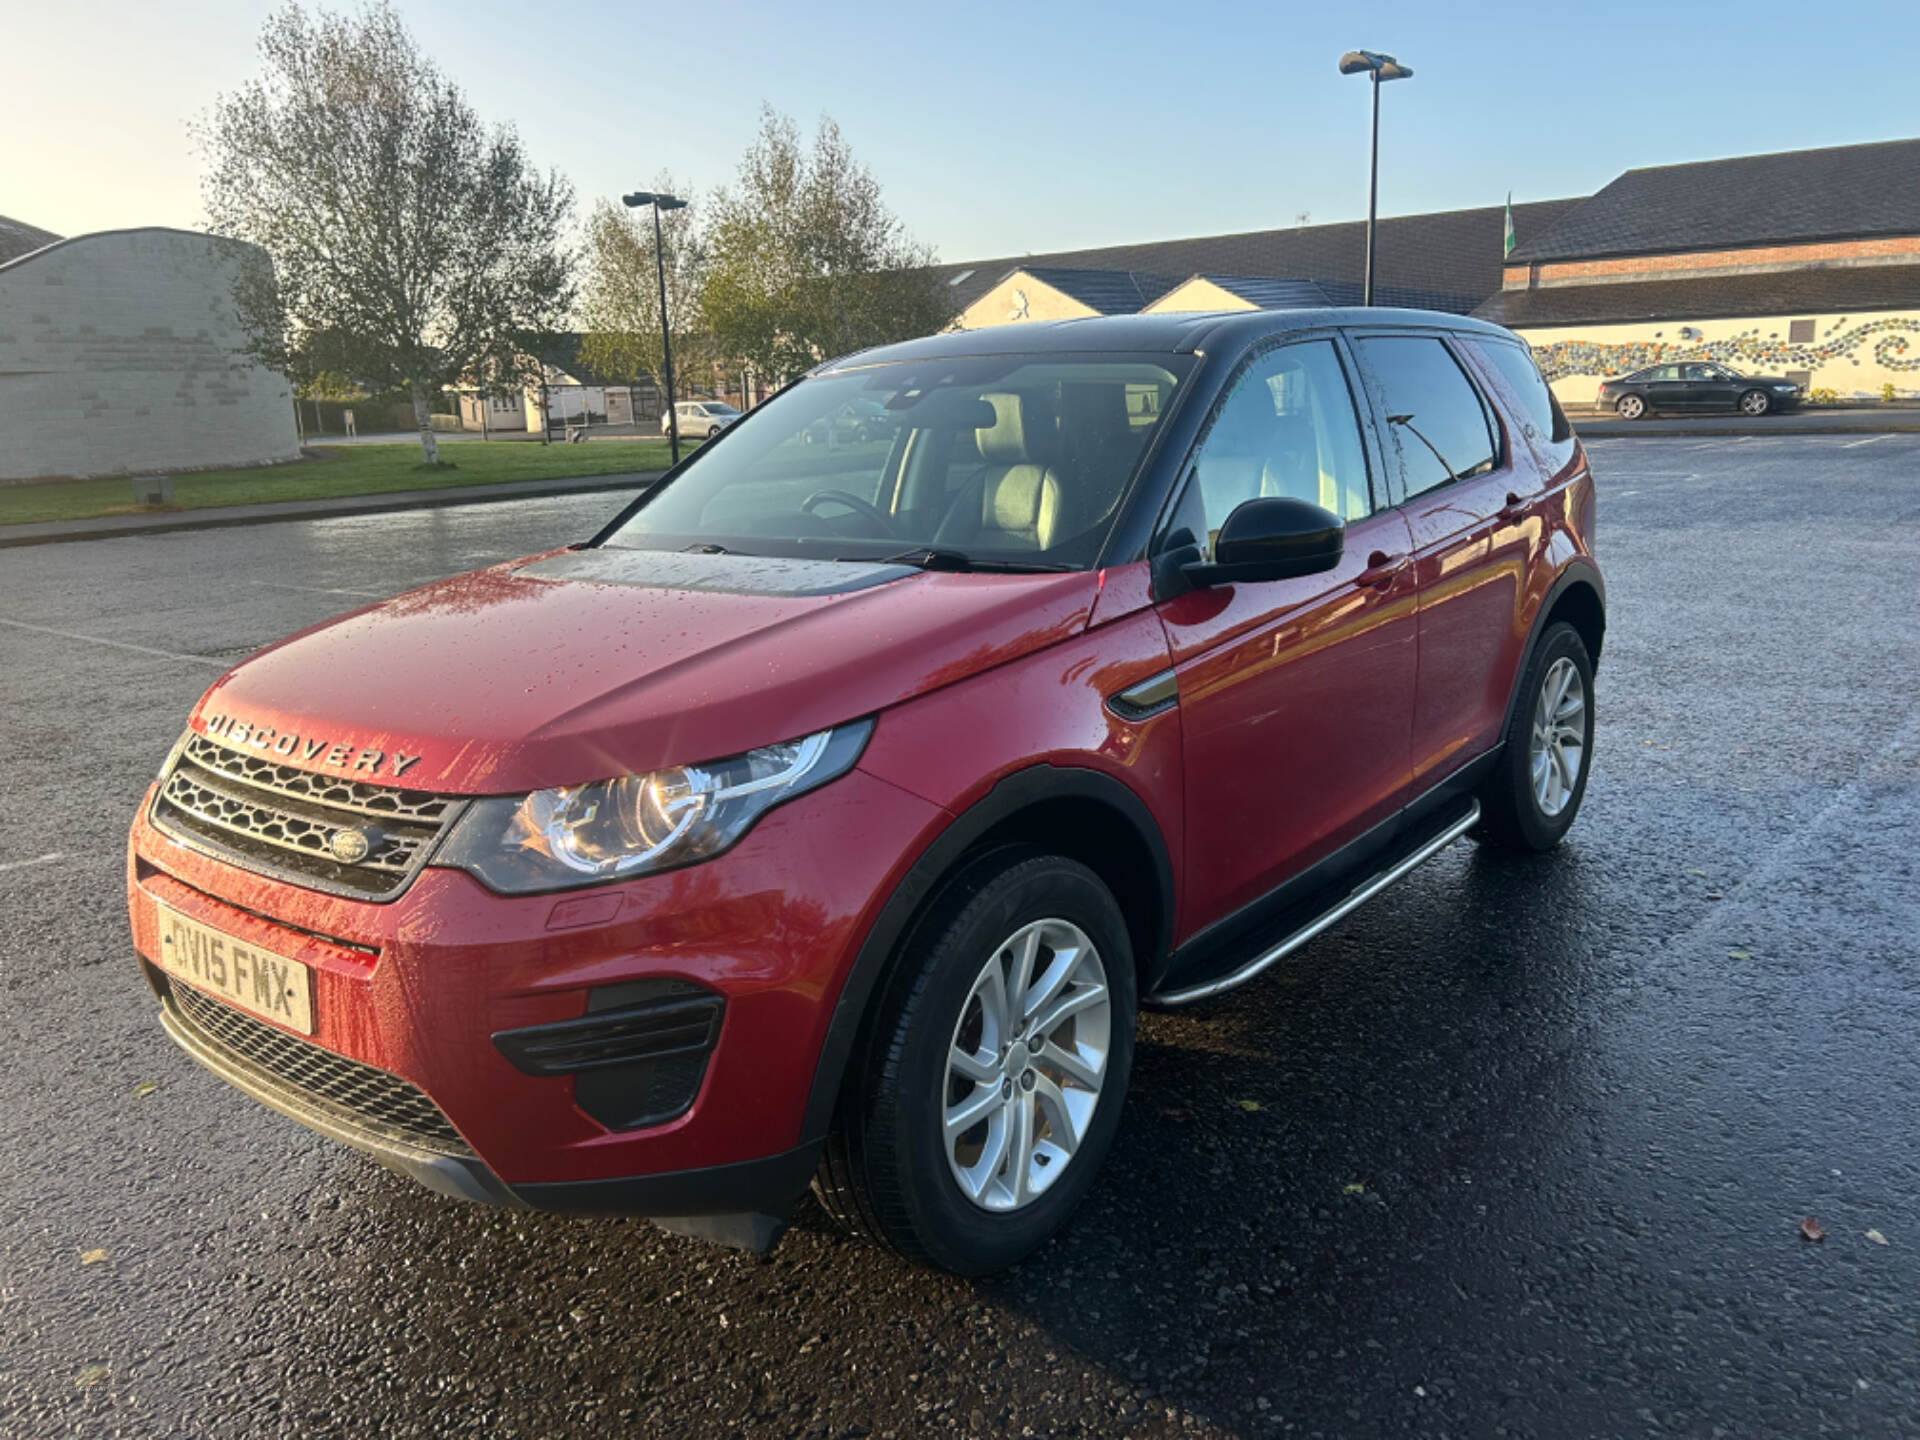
(1615, 393), (1647, 420)
(1739, 389), (1772, 417)
(815, 851), (1136, 1274)
(1476, 622), (1595, 852)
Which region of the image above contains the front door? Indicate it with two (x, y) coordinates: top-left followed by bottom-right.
(1686, 363), (1740, 412)
(1154, 337), (1418, 934)
(1350, 332), (1539, 793)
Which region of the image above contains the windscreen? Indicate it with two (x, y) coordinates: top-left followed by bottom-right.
(603, 354), (1190, 570)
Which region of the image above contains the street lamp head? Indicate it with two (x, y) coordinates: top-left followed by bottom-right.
(621, 191), (656, 208)
(622, 191), (687, 210)
(656, 196), (688, 211)
(1339, 49), (1412, 80)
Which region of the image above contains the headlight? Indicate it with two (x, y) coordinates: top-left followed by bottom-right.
(435, 720), (872, 893)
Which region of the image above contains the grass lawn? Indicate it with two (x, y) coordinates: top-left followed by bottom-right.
(0, 440), (681, 527)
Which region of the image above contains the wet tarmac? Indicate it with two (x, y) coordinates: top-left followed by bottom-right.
(2, 433), (1916, 1438)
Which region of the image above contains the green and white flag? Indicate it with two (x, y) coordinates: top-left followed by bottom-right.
(1503, 192), (1516, 257)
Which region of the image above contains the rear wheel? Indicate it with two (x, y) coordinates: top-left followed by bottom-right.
(1476, 622), (1595, 852)
(1739, 388), (1772, 417)
(814, 851), (1135, 1274)
(1615, 393), (1647, 419)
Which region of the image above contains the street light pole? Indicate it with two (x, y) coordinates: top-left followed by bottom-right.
(623, 190), (690, 465)
(1338, 50), (1413, 307)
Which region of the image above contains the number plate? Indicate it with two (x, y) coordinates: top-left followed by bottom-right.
(155, 902), (314, 1036)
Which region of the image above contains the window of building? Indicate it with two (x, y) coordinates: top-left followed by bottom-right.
(1353, 335), (1498, 499)
(1163, 339), (1373, 559)
(1789, 319), (1816, 344)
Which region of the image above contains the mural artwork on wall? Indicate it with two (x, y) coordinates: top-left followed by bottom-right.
(1530, 315), (1920, 382)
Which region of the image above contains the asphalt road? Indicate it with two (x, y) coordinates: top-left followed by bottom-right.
(2, 434), (1916, 1439)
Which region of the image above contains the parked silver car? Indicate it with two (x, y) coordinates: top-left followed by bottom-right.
(664, 400), (742, 440)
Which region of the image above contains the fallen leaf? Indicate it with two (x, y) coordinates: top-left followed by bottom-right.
(74, 1365), (109, 1390)
(1706, 890), (1725, 900)
(1728, 950), (1753, 961)
(1685, 868), (1708, 877)
(131, 1081), (160, 1099)
(1342, 1182), (1367, 1196)
(80, 1249), (109, 1266)
(1800, 1216), (1827, 1242)
(1233, 1099), (1264, 1113)
(1867, 1229), (1888, 1246)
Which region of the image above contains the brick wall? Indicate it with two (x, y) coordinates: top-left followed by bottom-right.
(1502, 234), (1920, 290)
(0, 228), (300, 481)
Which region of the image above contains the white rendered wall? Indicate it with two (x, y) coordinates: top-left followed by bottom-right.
(0, 228), (300, 481)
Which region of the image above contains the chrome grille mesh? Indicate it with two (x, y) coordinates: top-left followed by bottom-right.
(168, 979), (470, 1156)
(151, 732), (463, 900)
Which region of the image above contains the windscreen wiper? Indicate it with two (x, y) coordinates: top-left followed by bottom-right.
(863, 547), (1072, 574)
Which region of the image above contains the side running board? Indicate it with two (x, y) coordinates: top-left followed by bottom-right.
(1148, 801), (1480, 1007)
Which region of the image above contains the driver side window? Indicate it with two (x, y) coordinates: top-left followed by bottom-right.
(1166, 340), (1372, 560)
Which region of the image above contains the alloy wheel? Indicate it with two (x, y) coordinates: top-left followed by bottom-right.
(943, 918), (1111, 1213)
(1617, 395), (1645, 419)
(1529, 657), (1587, 818)
(1740, 391), (1770, 416)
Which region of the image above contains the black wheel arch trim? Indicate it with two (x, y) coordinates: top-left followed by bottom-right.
(799, 763), (1175, 1143)
(1506, 559), (1607, 724)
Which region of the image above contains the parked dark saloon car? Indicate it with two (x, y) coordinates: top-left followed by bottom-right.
(1597, 361), (1803, 419)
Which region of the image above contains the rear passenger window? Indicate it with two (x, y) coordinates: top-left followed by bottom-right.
(1165, 339), (1373, 559)
(1473, 338), (1573, 444)
(1352, 336), (1498, 499)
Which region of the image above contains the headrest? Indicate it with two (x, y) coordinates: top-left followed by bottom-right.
(975, 392), (1054, 465)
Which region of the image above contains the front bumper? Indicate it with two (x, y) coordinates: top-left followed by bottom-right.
(128, 766), (948, 1227)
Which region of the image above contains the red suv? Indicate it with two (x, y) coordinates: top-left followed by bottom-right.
(127, 310), (1603, 1274)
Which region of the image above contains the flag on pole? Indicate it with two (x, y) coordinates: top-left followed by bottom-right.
(1503, 192), (1516, 257)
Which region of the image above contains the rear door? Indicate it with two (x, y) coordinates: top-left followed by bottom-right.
(1349, 331), (1539, 795)
(1153, 336), (1418, 930)
(1642, 364), (1689, 412)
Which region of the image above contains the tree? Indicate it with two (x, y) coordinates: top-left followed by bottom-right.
(199, 2), (574, 463)
(576, 183), (710, 404)
(701, 109), (955, 382)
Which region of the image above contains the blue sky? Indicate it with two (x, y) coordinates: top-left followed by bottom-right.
(4, 0), (1914, 262)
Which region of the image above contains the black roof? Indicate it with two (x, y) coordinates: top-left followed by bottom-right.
(1188, 273), (1483, 314)
(1018, 267), (1179, 313)
(0, 214), (60, 266)
(940, 199), (1586, 316)
(1475, 263), (1920, 327)
(533, 333), (637, 388)
(1509, 137), (1920, 262)
(822, 307), (1518, 370)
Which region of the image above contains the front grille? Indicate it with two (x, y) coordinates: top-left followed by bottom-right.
(167, 978), (471, 1156)
(151, 732), (464, 900)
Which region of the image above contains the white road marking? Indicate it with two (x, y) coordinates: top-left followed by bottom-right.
(250, 581), (386, 598)
(0, 618), (229, 668)
(0, 852), (63, 875)
(1840, 434), (1895, 449)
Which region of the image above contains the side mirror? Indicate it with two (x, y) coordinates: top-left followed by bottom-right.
(1182, 497), (1345, 589)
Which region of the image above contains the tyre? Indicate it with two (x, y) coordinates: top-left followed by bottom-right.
(1739, 388), (1771, 417)
(1475, 622), (1595, 852)
(1615, 393), (1646, 420)
(815, 850), (1136, 1274)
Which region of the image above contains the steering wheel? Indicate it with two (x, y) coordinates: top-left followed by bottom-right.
(801, 489), (898, 537)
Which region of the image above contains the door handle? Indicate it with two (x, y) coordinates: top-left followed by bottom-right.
(1357, 551), (1409, 588)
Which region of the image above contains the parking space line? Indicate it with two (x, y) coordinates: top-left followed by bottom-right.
(0, 618), (229, 668)
(0, 852), (64, 875)
(1841, 434), (1895, 448)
